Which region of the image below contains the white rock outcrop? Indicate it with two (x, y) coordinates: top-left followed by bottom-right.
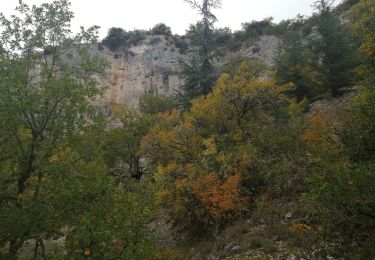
(92, 34), (282, 111)
(94, 35), (185, 114)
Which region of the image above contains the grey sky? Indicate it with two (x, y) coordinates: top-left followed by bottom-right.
(1, 0), (340, 38)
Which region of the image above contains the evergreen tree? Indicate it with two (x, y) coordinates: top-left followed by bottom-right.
(276, 1), (358, 100)
(276, 18), (323, 100)
(313, 0), (358, 96)
(176, 0), (221, 110)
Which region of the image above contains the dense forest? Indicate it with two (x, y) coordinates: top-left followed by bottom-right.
(0, 0), (374, 259)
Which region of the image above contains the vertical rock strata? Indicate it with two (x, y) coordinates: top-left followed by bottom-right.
(93, 35), (281, 111)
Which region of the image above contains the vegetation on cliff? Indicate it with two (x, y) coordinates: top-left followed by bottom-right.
(0, 0), (375, 259)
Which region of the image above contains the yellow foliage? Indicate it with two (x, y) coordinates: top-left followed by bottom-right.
(50, 147), (79, 163)
(203, 138), (217, 156)
(154, 248), (183, 260)
(300, 111), (341, 154)
(19, 128), (32, 140)
(83, 248), (91, 256)
(351, 0), (375, 58)
(141, 61), (294, 230)
(240, 152), (252, 170)
(290, 223), (313, 234)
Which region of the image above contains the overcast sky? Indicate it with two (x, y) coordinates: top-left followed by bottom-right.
(2, 0), (340, 38)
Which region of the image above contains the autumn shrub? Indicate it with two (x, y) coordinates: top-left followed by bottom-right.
(301, 85), (375, 258)
(154, 248), (184, 260)
(141, 61), (300, 233)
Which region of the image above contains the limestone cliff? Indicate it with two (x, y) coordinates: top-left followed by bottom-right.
(92, 35), (184, 114)
(93, 34), (282, 112)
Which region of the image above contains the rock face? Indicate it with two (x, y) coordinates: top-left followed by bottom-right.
(93, 35), (282, 111)
(241, 35), (282, 66)
(94, 35), (185, 114)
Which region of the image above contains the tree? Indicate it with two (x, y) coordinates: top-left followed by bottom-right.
(101, 27), (146, 51)
(351, 0), (375, 76)
(241, 17), (275, 38)
(102, 27), (127, 51)
(276, 2), (358, 100)
(151, 23), (172, 36)
(0, 0), (106, 256)
(175, 0), (221, 109)
(312, 0), (358, 96)
(0, 1), (155, 258)
(313, 0), (336, 12)
(301, 92), (375, 258)
(103, 107), (155, 181)
(142, 61), (298, 233)
(139, 92), (176, 115)
(276, 32), (323, 100)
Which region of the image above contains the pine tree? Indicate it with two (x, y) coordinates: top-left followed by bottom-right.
(176, 0), (221, 110)
(313, 0), (358, 96)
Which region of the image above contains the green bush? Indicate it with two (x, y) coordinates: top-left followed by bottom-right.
(102, 28), (146, 51)
(173, 36), (189, 54)
(151, 23), (172, 36)
(241, 17), (275, 38)
(102, 27), (127, 51)
(139, 93), (176, 115)
(214, 27), (232, 45)
(126, 30), (146, 46)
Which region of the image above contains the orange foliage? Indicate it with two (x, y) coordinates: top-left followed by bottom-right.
(141, 61), (294, 231)
(193, 173), (247, 223)
(290, 223), (313, 234)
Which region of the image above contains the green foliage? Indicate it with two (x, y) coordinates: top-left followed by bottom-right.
(275, 36), (323, 100)
(127, 30), (147, 46)
(142, 61), (300, 233)
(235, 15), (310, 40)
(102, 27), (127, 51)
(301, 73), (375, 257)
(312, 0), (358, 96)
(241, 17), (275, 38)
(276, 2), (358, 100)
(340, 87), (375, 161)
(176, 55), (218, 109)
(102, 28), (146, 51)
(0, 1), (156, 258)
(351, 0), (375, 75)
(176, 0), (222, 110)
(151, 23), (172, 36)
(139, 93), (176, 115)
(173, 36), (190, 54)
(1, 0), (375, 258)
(313, 163), (375, 241)
(103, 107), (155, 181)
(65, 182), (156, 259)
(185, 22), (205, 45)
(0, 0), (108, 254)
(186, 22), (232, 48)
(214, 27), (232, 45)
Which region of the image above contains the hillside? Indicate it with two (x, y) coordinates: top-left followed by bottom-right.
(1, 0), (374, 259)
